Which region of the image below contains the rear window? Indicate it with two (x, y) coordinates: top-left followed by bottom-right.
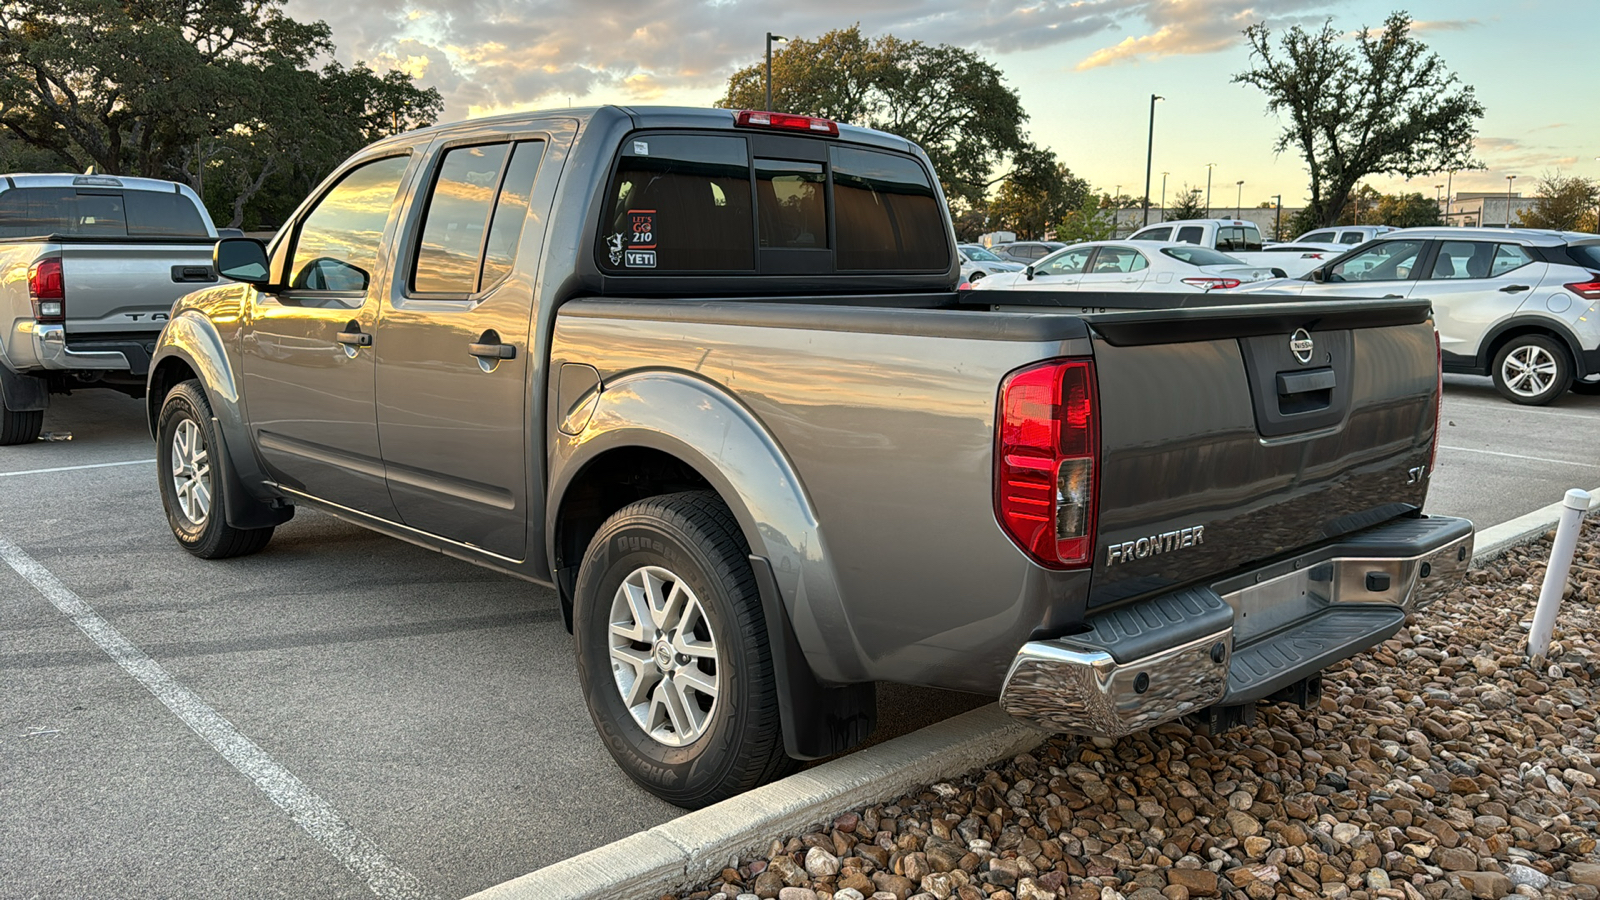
(1218, 226), (1262, 252)
(596, 135), (948, 275)
(0, 187), (207, 238)
(1162, 246), (1242, 266)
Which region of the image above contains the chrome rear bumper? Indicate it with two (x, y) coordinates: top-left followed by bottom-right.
(999, 515), (1472, 738)
(31, 323), (132, 371)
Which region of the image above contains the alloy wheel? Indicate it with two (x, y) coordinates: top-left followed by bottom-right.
(170, 418), (212, 527)
(608, 565), (721, 746)
(1500, 344), (1558, 398)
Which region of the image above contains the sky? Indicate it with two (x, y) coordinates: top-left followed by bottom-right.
(284, 0), (1599, 210)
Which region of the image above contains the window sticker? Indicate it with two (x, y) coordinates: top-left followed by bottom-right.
(628, 209), (656, 249)
(633, 140), (649, 156)
(605, 232), (626, 266)
(626, 249), (656, 267)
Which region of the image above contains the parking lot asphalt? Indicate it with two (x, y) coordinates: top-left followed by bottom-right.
(1, 378), (1594, 899)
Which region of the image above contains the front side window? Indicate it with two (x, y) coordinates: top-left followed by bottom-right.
(1134, 227), (1171, 242)
(832, 146), (946, 271)
(599, 134), (754, 272)
(413, 143), (509, 294)
(291, 155), (410, 291)
(1091, 246), (1148, 273)
(1036, 247), (1092, 276)
(1326, 239), (1425, 283)
(756, 159), (826, 249)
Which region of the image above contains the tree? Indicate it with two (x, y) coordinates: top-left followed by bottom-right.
(1518, 173), (1600, 232)
(720, 26), (1030, 209)
(1053, 195), (1117, 244)
(1165, 187), (1206, 221)
(0, 0), (440, 228)
(1234, 11), (1484, 228)
(988, 146), (1090, 238)
(1375, 192), (1441, 228)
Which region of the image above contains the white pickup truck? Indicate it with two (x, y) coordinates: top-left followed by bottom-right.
(0, 173), (219, 443)
(1131, 218), (1346, 279)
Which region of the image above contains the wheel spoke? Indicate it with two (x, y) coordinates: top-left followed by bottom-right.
(612, 581), (651, 641)
(656, 579), (688, 633)
(658, 674), (694, 737)
(674, 664), (718, 702)
(641, 569), (671, 631)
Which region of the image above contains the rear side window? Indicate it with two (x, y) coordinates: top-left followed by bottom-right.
(479, 142), (547, 288)
(1565, 245), (1600, 269)
(1091, 246), (1148, 273)
(832, 146), (946, 271)
(1339, 233), (1364, 244)
(1219, 226), (1263, 252)
(1175, 226), (1204, 245)
(414, 144), (510, 293)
(599, 134), (754, 272)
(1302, 231), (1336, 243)
(1133, 227), (1171, 242)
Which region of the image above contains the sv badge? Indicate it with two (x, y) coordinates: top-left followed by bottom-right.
(1406, 465), (1428, 484)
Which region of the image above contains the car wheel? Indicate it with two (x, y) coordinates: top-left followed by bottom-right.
(1491, 335), (1572, 405)
(156, 381), (274, 558)
(574, 490), (795, 808)
(969, 270), (986, 282)
(0, 395), (43, 446)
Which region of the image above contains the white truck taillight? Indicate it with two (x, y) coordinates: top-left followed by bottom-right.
(28, 257), (65, 322)
(995, 358), (1099, 568)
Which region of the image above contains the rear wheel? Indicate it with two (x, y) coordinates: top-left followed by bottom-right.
(0, 396), (43, 445)
(573, 491), (794, 808)
(1491, 335), (1571, 405)
(156, 381), (274, 558)
(968, 270), (986, 282)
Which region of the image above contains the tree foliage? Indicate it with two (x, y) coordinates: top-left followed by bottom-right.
(1234, 11), (1484, 229)
(1052, 195), (1117, 244)
(987, 146), (1089, 239)
(0, 0), (441, 228)
(719, 26), (1030, 210)
(1165, 187), (1206, 221)
(1374, 191), (1441, 227)
(1518, 173), (1600, 233)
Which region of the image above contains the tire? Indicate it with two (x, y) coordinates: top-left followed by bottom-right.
(1, 395), (43, 445)
(1491, 334), (1572, 405)
(573, 490), (795, 808)
(968, 270), (986, 282)
(156, 381), (274, 559)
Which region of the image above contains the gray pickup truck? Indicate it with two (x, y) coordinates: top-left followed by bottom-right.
(0, 173), (219, 443)
(146, 106), (1472, 808)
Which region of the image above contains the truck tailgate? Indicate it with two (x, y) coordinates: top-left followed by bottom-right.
(1080, 298), (1438, 608)
(60, 240), (217, 335)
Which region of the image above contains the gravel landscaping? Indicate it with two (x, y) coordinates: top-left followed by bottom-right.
(670, 521), (1600, 900)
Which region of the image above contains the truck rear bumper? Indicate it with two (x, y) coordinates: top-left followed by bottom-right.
(999, 515), (1473, 738)
(25, 323), (141, 373)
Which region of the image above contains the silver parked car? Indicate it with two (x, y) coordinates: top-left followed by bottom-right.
(1238, 228), (1600, 404)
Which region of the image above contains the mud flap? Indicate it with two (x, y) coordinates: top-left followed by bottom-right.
(0, 367), (48, 412)
(749, 554), (876, 760)
(210, 416), (294, 530)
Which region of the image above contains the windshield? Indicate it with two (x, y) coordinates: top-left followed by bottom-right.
(1161, 246), (1244, 267)
(963, 246), (1003, 262)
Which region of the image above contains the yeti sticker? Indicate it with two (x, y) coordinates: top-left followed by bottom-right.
(625, 250), (656, 267)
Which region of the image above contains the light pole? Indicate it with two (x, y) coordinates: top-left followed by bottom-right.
(1205, 163), (1216, 216)
(1235, 180), (1244, 219)
(1160, 171), (1169, 220)
(1445, 170), (1454, 224)
(765, 33), (788, 111)
(1142, 94), (1163, 227)
(1436, 183), (1444, 222)
(1273, 194), (1282, 241)
(1506, 174), (1517, 228)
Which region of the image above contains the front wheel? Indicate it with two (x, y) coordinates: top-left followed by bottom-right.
(968, 270), (986, 282)
(573, 491), (794, 808)
(1492, 335), (1572, 405)
(156, 381), (274, 558)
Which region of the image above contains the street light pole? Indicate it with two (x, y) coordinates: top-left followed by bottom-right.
(1205, 163), (1216, 216)
(1435, 184), (1444, 222)
(1445, 170), (1454, 224)
(765, 33), (788, 111)
(1506, 174), (1517, 228)
(1273, 194), (1282, 241)
(1160, 172), (1169, 220)
(1235, 180), (1244, 219)
(1142, 94), (1163, 227)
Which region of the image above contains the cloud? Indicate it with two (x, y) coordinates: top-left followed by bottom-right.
(1075, 0), (1343, 70)
(1410, 19), (1480, 33)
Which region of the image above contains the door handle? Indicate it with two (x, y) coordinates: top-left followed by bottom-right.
(468, 342), (515, 360)
(1499, 284), (1531, 293)
(335, 330), (372, 347)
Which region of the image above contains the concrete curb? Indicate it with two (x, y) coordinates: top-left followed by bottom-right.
(467, 492), (1600, 900)
(464, 705), (1045, 900)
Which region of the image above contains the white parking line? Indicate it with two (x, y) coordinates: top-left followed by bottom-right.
(0, 459), (156, 478)
(0, 536), (436, 900)
(1439, 445), (1600, 469)
(1445, 401), (1600, 422)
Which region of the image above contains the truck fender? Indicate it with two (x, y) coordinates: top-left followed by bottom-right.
(548, 370), (875, 758)
(0, 365), (48, 412)
(149, 314), (290, 530)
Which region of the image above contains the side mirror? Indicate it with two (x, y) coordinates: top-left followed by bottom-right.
(214, 237), (272, 288)
(1025, 265), (1035, 281)
(1309, 267), (1327, 284)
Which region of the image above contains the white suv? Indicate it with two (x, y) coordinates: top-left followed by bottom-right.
(1238, 228), (1600, 405)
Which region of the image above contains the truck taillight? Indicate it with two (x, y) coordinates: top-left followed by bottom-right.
(1565, 275), (1600, 300)
(734, 110), (840, 136)
(1181, 277), (1241, 290)
(28, 257), (65, 322)
(996, 358), (1098, 569)
(1429, 328), (1442, 473)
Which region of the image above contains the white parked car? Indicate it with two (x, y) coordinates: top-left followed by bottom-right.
(957, 244), (1025, 282)
(971, 240), (1278, 293)
(1236, 228), (1600, 404)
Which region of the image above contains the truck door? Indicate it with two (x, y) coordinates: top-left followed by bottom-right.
(242, 153), (414, 518)
(374, 138), (551, 560)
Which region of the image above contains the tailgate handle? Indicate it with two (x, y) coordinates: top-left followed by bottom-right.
(171, 265), (217, 283)
(1278, 369), (1336, 395)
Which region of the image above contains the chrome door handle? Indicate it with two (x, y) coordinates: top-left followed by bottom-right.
(468, 342), (515, 360)
(335, 330), (371, 347)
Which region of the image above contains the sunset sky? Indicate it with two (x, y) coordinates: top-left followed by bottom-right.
(286, 0), (1597, 208)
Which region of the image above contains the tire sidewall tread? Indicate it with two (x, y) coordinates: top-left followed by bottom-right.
(156, 381), (273, 559)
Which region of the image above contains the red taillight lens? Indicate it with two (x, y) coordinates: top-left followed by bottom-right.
(957, 281), (973, 291)
(28, 257), (65, 322)
(734, 110), (840, 136)
(1565, 275), (1600, 300)
(1181, 277), (1242, 290)
(996, 359), (1098, 568)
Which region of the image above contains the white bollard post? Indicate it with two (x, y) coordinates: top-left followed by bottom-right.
(1528, 488), (1591, 664)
